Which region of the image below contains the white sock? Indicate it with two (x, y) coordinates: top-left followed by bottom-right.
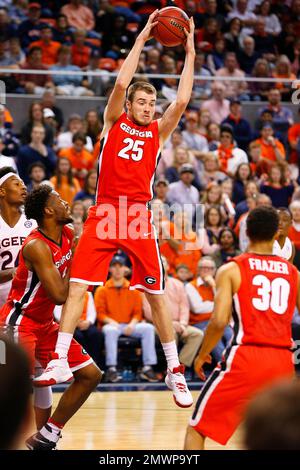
(39, 422), (62, 443)
(161, 341), (180, 370)
(55, 332), (73, 359)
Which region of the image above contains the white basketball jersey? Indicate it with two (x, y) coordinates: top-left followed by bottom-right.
(273, 237), (293, 261)
(0, 213), (37, 306)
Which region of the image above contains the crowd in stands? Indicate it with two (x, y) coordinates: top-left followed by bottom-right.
(1, 0), (300, 382)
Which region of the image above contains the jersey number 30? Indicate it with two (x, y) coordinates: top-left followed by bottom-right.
(118, 138), (145, 162)
(252, 274), (290, 315)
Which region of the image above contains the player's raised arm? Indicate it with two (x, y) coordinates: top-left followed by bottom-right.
(194, 262), (239, 378)
(102, 10), (158, 130)
(158, 17), (195, 144)
(23, 239), (70, 305)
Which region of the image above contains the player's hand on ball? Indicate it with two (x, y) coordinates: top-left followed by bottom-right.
(138, 10), (159, 43)
(183, 17), (195, 54)
(194, 354), (212, 381)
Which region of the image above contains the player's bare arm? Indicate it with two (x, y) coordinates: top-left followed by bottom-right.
(0, 269), (16, 284)
(23, 239), (70, 305)
(158, 17), (195, 145)
(101, 10), (159, 136)
(194, 262), (241, 379)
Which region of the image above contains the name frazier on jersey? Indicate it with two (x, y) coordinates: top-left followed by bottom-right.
(55, 249), (72, 269)
(248, 258), (289, 274)
(120, 122), (153, 138)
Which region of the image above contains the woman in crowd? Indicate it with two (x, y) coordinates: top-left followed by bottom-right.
(260, 163), (295, 208)
(21, 102), (54, 146)
(50, 157), (81, 205)
(199, 152), (227, 187)
(74, 168), (97, 205)
(165, 147), (200, 189)
(212, 227), (241, 268)
(84, 109), (102, 145)
(232, 163), (253, 205)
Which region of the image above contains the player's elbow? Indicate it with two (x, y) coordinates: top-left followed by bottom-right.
(210, 317), (228, 331)
(115, 80), (127, 91)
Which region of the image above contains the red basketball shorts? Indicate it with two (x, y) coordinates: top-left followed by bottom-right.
(70, 204), (165, 294)
(190, 344), (295, 445)
(0, 313), (93, 376)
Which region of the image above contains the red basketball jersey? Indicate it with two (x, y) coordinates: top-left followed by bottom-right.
(0, 225), (73, 326)
(232, 252), (298, 348)
(96, 112), (160, 206)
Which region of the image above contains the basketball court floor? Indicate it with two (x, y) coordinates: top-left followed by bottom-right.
(45, 389), (243, 450)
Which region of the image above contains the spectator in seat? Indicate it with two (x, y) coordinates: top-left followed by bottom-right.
(0, 136), (17, 171)
(253, 123), (285, 163)
(17, 124), (56, 185)
(51, 45), (94, 96)
(20, 102), (54, 147)
(74, 168), (97, 205)
(165, 147), (201, 190)
(95, 0), (116, 37)
(0, 104), (19, 158)
(29, 24), (60, 66)
(212, 228), (241, 268)
(143, 256), (204, 374)
(199, 152), (226, 187)
(154, 178), (170, 205)
(249, 58), (273, 101)
(287, 107), (300, 171)
(156, 128), (187, 178)
(52, 14), (73, 44)
(19, 46), (54, 95)
(232, 163), (253, 205)
(50, 157), (81, 205)
(201, 81), (230, 125)
(175, 263), (193, 285)
(256, 0), (282, 36)
(234, 180), (259, 223)
(71, 29), (91, 69)
(214, 124), (248, 177)
(272, 55), (297, 101)
(237, 36), (259, 76)
(223, 17), (243, 53)
(8, 37), (25, 65)
(251, 17), (276, 60)
(18, 2), (42, 49)
(185, 256), (232, 364)
(167, 164), (199, 219)
(221, 98), (252, 151)
(61, 0), (95, 32)
(57, 114), (93, 152)
(182, 110), (209, 164)
(83, 110), (102, 146)
(215, 52), (249, 100)
(227, 0), (257, 37)
(59, 132), (94, 187)
(288, 200), (300, 251)
(41, 89), (64, 132)
(206, 37), (226, 74)
(94, 255), (158, 383)
(101, 14), (135, 58)
(260, 163), (295, 208)
(26, 161), (48, 191)
(83, 49), (111, 98)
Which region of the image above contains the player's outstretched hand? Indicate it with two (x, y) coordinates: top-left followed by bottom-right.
(183, 17), (195, 55)
(194, 354), (212, 381)
(137, 10), (159, 43)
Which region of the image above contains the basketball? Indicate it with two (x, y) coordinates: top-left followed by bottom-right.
(152, 7), (190, 47)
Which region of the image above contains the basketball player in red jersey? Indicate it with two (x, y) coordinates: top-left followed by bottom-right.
(0, 185), (101, 450)
(36, 11), (195, 407)
(0, 167), (53, 431)
(184, 206), (300, 449)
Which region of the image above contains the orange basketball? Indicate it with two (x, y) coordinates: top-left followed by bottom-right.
(152, 7), (190, 47)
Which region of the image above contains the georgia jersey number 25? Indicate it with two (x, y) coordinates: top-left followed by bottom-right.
(252, 274), (290, 315)
(118, 138), (145, 162)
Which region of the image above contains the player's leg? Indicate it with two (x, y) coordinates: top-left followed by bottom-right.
(122, 234), (193, 407)
(184, 426), (205, 450)
(34, 212), (115, 386)
(33, 363), (52, 429)
(27, 327), (102, 450)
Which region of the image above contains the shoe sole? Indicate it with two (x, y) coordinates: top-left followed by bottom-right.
(33, 375), (73, 387)
(172, 395), (193, 408)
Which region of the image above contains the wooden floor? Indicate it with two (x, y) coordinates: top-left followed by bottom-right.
(50, 391), (243, 450)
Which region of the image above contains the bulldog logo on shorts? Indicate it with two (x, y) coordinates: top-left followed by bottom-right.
(145, 276), (156, 285)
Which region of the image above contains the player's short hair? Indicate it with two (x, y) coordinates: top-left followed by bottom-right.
(0, 335), (31, 449)
(246, 206), (279, 242)
(127, 81), (156, 103)
(0, 166), (17, 180)
(24, 185), (52, 224)
(277, 207), (292, 218)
